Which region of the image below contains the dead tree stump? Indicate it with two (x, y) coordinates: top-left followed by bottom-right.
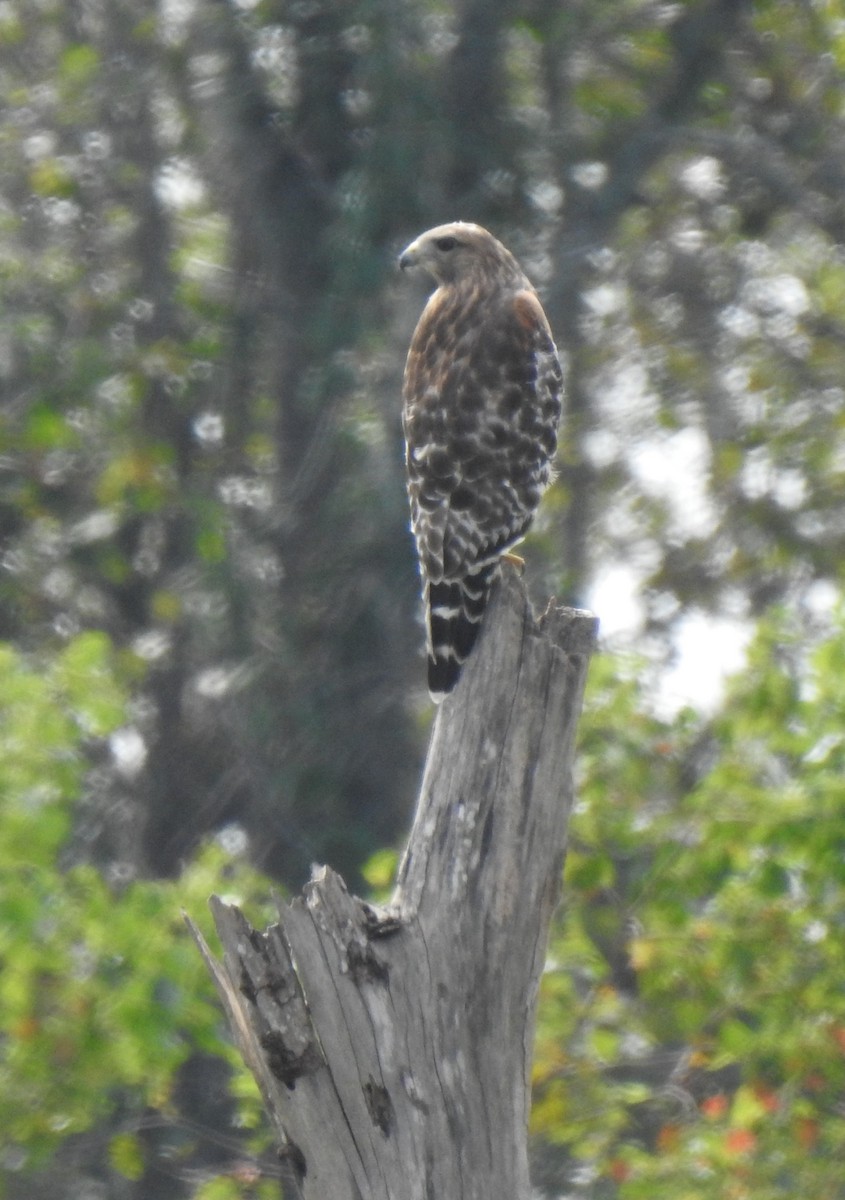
(188, 569), (597, 1200)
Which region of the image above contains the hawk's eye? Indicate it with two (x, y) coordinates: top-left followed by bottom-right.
(435, 237), (458, 252)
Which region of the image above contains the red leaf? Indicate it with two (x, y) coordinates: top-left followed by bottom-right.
(725, 1129), (757, 1156)
(794, 1117), (819, 1150)
(608, 1158), (630, 1183)
(657, 1123), (680, 1152)
(701, 1093), (729, 1120)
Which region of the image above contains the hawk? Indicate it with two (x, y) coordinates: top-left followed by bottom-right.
(399, 221), (563, 701)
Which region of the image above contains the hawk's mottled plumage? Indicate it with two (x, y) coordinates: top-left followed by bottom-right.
(399, 222), (563, 701)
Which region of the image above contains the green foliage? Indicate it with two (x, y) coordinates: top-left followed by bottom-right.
(0, 634), (126, 865)
(0, 637), (270, 1182)
(361, 846), (400, 900)
(0, 846), (266, 1162)
(108, 1132), (144, 1182)
(3, 0), (845, 1195)
(192, 1174), (279, 1200)
(532, 606), (845, 1197)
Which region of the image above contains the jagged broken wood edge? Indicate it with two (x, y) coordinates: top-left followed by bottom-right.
(186, 568), (598, 1199)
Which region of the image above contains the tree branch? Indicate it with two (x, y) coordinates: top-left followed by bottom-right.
(187, 568), (597, 1200)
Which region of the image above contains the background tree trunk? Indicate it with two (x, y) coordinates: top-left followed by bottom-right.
(189, 570), (597, 1200)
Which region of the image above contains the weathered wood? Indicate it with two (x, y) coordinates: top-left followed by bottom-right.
(187, 568), (597, 1200)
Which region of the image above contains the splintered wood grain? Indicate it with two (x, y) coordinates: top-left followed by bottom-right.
(190, 568), (597, 1200)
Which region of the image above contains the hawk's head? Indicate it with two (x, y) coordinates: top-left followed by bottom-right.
(399, 222), (524, 288)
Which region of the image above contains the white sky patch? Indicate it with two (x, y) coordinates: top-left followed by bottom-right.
(132, 629), (172, 662)
(583, 281), (626, 317)
(571, 161), (608, 189)
(657, 611), (752, 716)
(69, 510), (120, 545)
(671, 221), (706, 254)
(154, 158), (206, 210)
(159, 0), (198, 43)
(629, 426), (717, 539)
(110, 727), (148, 778)
(596, 358), (659, 425)
(773, 469), (807, 510)
(193, 411), (225, 446)
(680, 155), (725, 202)
(587, 574), (755, 716)
(24, 131), (58, 160)
(742, 273), (810, 317)
(804, 578), (839, 617)
(216, 823), (250, 855)
(738, 449), (807, 510)
(529, 180), (564, 215)
(586, 564), (646, 639)
(194, 666), (240, 699)
(720, 304), (761, 339)
(803, 920), (828, 944)
(739, 446), (772, 500)
(582, 426), (621, 469)
(768, 274), (811, 317)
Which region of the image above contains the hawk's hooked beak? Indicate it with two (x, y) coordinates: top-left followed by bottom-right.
(398, 241), (420, 271)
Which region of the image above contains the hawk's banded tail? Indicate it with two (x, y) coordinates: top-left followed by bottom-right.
(425, 563), (499, 702)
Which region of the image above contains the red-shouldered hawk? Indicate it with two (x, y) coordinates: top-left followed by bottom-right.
(399, 221), (563, 701)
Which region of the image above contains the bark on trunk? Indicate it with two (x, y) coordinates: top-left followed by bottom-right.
(188, 568), (597, 1200)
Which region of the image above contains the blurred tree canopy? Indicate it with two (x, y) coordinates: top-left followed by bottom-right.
(2, 0), (845, 1196)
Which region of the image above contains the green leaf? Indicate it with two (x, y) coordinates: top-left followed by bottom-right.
(59, 44), (100, 85)
(361, 847), (399, 894)
(108, 1132), (144, 1181)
